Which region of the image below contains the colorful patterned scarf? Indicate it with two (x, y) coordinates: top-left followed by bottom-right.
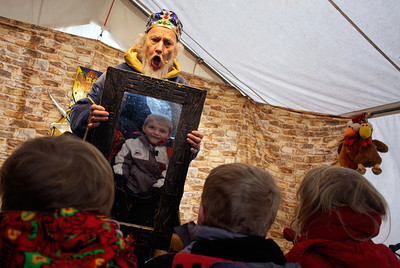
(0, 208), (137, 267)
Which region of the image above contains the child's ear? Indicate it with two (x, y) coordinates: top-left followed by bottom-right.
(197, 204), (207, 225)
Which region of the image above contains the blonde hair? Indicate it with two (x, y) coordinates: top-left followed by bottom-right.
(291, 165), (388, 240)
(0, 135), (114, 215)
(144, 113), (173, 134)
(201, 163), (281, 237)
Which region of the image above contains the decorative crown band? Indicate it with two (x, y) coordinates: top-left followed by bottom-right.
(146, 9), (183, 40)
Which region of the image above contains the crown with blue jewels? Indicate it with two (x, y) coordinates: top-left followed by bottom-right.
(146, 9), (183, 40)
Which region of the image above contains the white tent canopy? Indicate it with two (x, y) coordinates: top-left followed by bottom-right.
(1, 0), (399, 116)
(138, 0), (400, 116)
(0, 0), (399, 247)
(367, 113), (400, 247)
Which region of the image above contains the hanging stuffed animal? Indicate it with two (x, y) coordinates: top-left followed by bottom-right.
(354, 119), (389, 175)
(337, 114), (363, 170)
(338, 114), (388, 175)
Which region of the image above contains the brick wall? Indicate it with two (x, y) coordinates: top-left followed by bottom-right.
(0, 16), (349, 252)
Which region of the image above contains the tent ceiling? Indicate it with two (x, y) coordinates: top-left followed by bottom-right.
(1, 0), (399, 117)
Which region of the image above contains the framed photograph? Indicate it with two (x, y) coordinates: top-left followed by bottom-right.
(86, 67), (207, 250)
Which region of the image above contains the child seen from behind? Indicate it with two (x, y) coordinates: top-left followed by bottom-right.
(0, 135), (137, 267)
(284, 165), (400, 268)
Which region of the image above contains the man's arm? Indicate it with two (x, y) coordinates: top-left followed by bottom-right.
(69, 98), (92, 138)
(69, 73), (106, 138)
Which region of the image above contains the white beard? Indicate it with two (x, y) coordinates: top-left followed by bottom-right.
(142, 55), (174, 79)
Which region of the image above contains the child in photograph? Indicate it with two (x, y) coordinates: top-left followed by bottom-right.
(112, 113), (173, 225)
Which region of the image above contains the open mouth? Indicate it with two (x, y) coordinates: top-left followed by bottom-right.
(151, 55), (162, 70)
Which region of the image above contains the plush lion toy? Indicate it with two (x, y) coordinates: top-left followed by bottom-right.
(338, 114), (388, 175)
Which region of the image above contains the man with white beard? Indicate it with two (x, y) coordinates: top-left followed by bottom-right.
(70, 9), (203, 153)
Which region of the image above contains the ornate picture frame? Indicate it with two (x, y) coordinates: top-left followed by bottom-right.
(87, 67), (207, 250)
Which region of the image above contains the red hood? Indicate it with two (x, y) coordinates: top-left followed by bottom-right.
(285, 208), (400, 267)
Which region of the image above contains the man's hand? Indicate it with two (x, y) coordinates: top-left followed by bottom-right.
(187, 130), (204, 154)
(88, 104), (109, 129)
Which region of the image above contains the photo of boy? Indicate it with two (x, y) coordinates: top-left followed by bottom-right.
(112, 113), (173, 226)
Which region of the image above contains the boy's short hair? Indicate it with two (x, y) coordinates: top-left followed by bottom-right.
(0, 135), (114, 215)
(144, 114), (173, 134)
(200, 163), (281, 237)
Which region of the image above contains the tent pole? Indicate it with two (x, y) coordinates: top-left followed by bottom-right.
(328, 0), (400, 73)
(340, 102), (400, 118)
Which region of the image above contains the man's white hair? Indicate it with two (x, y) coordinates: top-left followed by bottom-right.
(135, 33), (183, 79)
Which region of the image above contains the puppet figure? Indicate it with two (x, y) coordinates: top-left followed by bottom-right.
(337, 114), (363, 170)
(354, 120), (388, 175)
(338, 114), (388, 175)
